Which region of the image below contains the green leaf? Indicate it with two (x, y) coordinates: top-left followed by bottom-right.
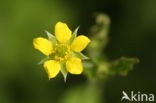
(45, 30), (57, 43)
(109, 57), (139, 76)
(38, 57), (50, 65)
(72, 52), (89, 60)
(60, 62), (68, 82)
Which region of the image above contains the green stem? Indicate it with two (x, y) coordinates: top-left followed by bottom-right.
(83, 78), (106, 103)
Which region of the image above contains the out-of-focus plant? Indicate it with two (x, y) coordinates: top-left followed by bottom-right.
(59, 13), (139, 103)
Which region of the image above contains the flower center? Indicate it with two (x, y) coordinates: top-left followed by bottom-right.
(50, 44), (71, 61)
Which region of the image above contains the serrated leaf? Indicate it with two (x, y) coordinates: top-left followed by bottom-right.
(38, 57), (49, 65)
(72, 52), (89, 60)
(109, 57), (139, 76)
(60, 62), (68, 82)
(45, 30), (57, 43)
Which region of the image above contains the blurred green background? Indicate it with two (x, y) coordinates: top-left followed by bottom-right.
(0, 0), (156, 103)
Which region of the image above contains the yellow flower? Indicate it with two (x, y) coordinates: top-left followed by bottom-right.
(33, 22), (91, 80)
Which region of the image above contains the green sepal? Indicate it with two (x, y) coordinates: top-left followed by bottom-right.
(45, 30), (57, 43)
(109, 57), (139, 76)
(38, 57), (50, 65)
(72, 52), (89, 60)
(69, 26), (80, 44)
(60, 62), (68, 82)
(73, 26), (80, 38)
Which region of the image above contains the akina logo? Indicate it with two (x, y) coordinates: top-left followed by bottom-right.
(121, 91), (155, 102)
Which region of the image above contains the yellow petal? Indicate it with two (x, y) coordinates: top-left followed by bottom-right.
(66, 58), (83, 74)
(55, 22), (72, 43)
(71, 35), (91, 52)
(43, 60), (60, 79)
(33, 37), (53, 56)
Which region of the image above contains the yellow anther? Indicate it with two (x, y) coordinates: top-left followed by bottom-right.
(51, 43), (72, 61)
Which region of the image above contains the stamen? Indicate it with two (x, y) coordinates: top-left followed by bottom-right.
(51, 44), (71, 61)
